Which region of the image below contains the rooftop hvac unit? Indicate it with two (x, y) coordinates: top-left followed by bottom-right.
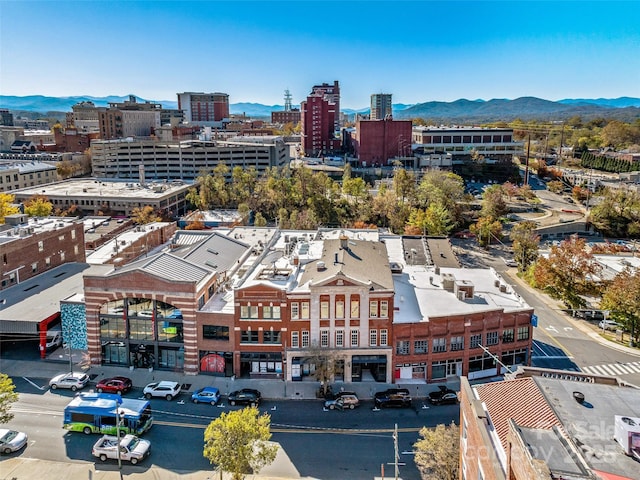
(457, 291), (466, 301)
(614, 415), (640, 460)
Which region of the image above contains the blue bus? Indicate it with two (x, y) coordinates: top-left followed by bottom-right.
(63, 392), (153, 435)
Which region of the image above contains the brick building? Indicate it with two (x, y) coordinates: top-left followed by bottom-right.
(353, 118), (413, 166)
(460, 367), (640, 480)
(177, 92), (230, 124)
(0, 214), (86, 290)
(301, 94), (340, 157)
(271, 110), (301, 125)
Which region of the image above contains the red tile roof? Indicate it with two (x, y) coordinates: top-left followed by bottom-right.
(475, 377), (562, 450)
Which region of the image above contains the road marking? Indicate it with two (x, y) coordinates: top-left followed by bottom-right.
(22, 377), (46, 391)
(531, 355), (574, 360)
(582, 362), (640, 376)
(545, 326), (559, 333)
(563, 327), (573, 331)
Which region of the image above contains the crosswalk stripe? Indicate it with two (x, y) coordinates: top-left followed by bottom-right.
(607, 364), (629, 375)
(597, 364), (619, 376)
(614, 364), (635, 374)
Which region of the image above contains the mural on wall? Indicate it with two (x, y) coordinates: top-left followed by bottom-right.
(61, 302), (87, 350)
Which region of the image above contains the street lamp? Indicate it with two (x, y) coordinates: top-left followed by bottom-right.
(116, 409), (125, 471)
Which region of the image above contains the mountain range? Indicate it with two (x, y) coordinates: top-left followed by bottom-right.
(1, 95), (639, 123)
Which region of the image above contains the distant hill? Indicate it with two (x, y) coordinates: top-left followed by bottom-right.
(1, 94), (638, 123)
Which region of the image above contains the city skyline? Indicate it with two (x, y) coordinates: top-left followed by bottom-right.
(1, 1), (639, 109)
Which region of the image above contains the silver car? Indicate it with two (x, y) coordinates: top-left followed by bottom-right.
(49, 372), (89, 391)
(0, 429), (28, 454)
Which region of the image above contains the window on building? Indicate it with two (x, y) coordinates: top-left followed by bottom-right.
(320, 301), (329, 319)
(263, 330), (281, 344)
(38, 241), (43, 252)
(502, 329), (515, 343)
(58, 235), (65, 241)
(60, 251), (65, 262)
(31, 262), (37, 273)
(45, 257), (51, 267)
(301, 330), (310, 347)
(414, 339), (428, 354)
(432, 360), (447, 379)
(335, 300), (344, 319)
(369, 300), (378, 318)
(351, 329), (359, 347)
(202, 325), (229, 340)
(380, 300), (388, 318)
(369, 329), (377, 347)
(291, 331), (299, 348)
(263, 305), (272, 319)
(291, 303), (299, 319)
(320, 330), (329, 347)
(335, 330), (344, 347)
(380, 329), (388, 346)
(486, 331), (499, 346)
(396, 340), (410, 355)
(241, 330), (259, 343)
(433, 338), (446, 353)
(517, 326), (530, 341)
(350, 298), (359, 318)
(240, 305), (259, 319)
(469, 353), (496, 373)
(301, 301), (310, 319)
(74, 245), (79, 255)
(470, 334), (482, 349)
(451, 336), (464, 351)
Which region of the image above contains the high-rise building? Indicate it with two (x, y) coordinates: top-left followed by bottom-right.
(300, 94), (340, 157)
(177, 92), (230, 124)
(310, 81), (340, 131)
(370, 93), (392, 120)
(0, 109), (14, 126)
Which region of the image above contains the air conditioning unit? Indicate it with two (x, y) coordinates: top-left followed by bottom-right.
(614, 415), (640, 459)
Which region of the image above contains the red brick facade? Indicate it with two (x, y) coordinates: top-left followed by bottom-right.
(354, 119), (412, 166)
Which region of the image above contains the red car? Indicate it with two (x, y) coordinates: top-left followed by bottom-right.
(96, 376), (133, 395)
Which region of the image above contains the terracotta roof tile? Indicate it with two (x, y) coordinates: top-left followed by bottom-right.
(475, 377), (562, 450)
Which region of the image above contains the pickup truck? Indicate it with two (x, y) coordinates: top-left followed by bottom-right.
(92, 434), (151, 464)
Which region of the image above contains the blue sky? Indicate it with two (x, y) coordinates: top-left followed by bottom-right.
(1, 1), (639, 108)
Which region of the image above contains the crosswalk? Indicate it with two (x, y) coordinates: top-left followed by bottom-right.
(581, 361), (640, 376)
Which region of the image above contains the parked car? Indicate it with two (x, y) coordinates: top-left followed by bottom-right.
(96, 376), (133, 395)
(143, 381), (181, 401)
(191, 387), (220, 405)
(92, 434), (150, 464)
(599, 319), (621, 331)
(374, 388), (412, 408)
(324, 393), (360, 410)
(0, 429), (28, 454)
(49, 372), (89, 391)
(227, 388), (261, 406)
(427, 386), (459, 405)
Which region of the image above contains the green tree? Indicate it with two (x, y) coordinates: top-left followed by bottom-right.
(24, 195), (54, 217)
(481, 185), (508, 219)
(0, 373), (18, 424)
(407, 202), (454, 236)
(590, 188), (640, 238)
(0, 193), (20, 223)
(532, 236), (601, 309)
(414, 422), (459, 480)
(253, 212), (267, 227)
(600, 268), (640, 347)
(203, 407), (278, 480)
(510, 221), (539, 272)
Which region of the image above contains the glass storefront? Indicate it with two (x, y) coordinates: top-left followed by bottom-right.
(99, 299), (184, 371)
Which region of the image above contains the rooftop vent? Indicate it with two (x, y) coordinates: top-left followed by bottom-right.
(316, 261), (326, 271)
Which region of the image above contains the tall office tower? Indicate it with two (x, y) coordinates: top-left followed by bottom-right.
(177, 92), (230, 124)
(300, 93), (339, 157)
(370, 93), (393, 120)
(310, 81), (340, 131)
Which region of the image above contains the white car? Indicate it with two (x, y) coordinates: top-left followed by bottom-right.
(0, 429), (28, 454)
(143, 381), (181, 400)
(92, 434), (150, 464)
(49, 372), (89, 391)
(599, 320), (621, 331)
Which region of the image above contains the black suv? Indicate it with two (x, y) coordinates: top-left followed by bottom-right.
(228, 388), (262, 406)
(427, 386), (458, 405)
(374, 388), (412, 408)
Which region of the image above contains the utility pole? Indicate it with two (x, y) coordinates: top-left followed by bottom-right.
(478, 344), (514, 374)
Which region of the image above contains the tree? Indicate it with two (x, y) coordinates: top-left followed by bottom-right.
(302, 343), (345, 396)
(203, 406), (278, 480)
(547, 180), (565, 194)
(414, 422), (459, 480)
(131, 205), (160, 225)
(0, 373), (18, 424)
(481, 185), (507, 219)
(24, 195), (54, 217)
(532, 236), (601, 309)
(510, 221), (539, 272)
(0, 193), (20, 223)
(470, 215), (502, 248)
(600, 268), (640, 347)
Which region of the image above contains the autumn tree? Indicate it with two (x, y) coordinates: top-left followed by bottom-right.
(470, 215), (503, 248)
(532, 236), (601, 309)
(203, 407), (278, 480)
(0, 373), (18, 424)
(0, 193), (20, 223)
(24, 195), (54, 217)
(131, 205), (160, 225)
(589, 188), (640, 238)
(303, 342), (345, 397)
(481, 185), (508, 219)
(547, 180), (565, 194)
(414, 422), (459, 480)
(510, 221), (540, 272)
(600, 268), (640, 347)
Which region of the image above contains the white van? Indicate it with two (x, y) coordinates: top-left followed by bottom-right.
(46, 329), (63, 350)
